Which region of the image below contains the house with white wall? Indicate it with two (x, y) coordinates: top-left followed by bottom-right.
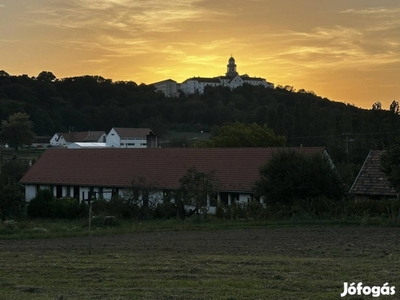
(50, 131), (106, 147)
(106, 128), (157, 148)
(20, 147), (330, 212)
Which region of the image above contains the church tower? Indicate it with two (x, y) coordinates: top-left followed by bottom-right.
(226, 56), (239, 77)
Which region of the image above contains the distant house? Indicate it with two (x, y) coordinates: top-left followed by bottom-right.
(106, 128), (157, 148)
(50, 131), (106, 147)
(20, 147), (329, 212)
(349, 150), (398, 200)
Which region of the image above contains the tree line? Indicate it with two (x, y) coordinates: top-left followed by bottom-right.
(1, 70), (399, 177)
(0, 70), (399, 151)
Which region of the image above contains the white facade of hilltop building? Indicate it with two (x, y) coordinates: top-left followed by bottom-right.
(179, 56), (274, 95)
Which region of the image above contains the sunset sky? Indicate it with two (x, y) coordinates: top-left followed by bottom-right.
(1, 0), (399, 109)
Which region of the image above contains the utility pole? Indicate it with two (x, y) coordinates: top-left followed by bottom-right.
(86, 191), (95, 255)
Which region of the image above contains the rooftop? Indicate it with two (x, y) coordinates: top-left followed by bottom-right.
(349, 150), (397, 197)
(20, 147), (326, 193)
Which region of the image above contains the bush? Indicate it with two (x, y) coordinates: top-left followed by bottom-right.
(0, 174), (25, 221)
(152, 202), (176, 219)
(345, 199), (400, 219)
(216, 201), (268, 220)
(27, 189), (54, 218)
(91, 197), (154, 220)
(91, 216), (120, 228)
(27, 190), (84, 219)
(246, 199), (267, 220)
(51, 198), (84, 219)
(91, 198), (109, 215)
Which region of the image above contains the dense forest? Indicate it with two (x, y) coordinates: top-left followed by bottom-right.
(0, 70), (399, 170)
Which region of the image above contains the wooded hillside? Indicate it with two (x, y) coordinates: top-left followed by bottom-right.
(1, 70), (399, 168)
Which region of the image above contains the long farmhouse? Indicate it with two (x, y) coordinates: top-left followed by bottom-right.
(20, 147), (330, 211)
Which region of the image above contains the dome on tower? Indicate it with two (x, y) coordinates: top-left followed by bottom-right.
(226, 56), (238, 77)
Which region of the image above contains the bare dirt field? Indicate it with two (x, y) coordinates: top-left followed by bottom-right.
(1, 226), (399, 299)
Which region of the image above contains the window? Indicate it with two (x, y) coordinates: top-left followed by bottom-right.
(74, 186), (79, 199)
(56, 185), (62, 198)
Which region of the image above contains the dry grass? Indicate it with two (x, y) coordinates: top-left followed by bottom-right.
(0, 226), (399, 299)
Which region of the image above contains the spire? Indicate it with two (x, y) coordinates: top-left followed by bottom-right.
(226, 56), (238, 77)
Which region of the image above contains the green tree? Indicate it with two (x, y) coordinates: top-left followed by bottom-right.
(36, 71), (56, 82)
(27, 189), (55, 218)
(380, 142), (400, 198)
(177, 167), (219, 216)
(0, 174), (24, 221)
(0, 159), (30, 181)
(389, 100), (399, 114)
(201, 122), (286, 147)
(0, 113), (35, 151)
(0, 70), (10, 77)
(254, 150), (344, 211)
(275, 103), (285, 136)
(372, 101), (382, 110)
(126, 176), (160, 209)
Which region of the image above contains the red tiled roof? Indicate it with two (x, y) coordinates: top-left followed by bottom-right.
(20, 147), (326, 193)
(349, 150), (397, 197)
(112, 128), (152, 138)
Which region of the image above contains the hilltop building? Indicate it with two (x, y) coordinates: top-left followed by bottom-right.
(151, 79), (179, 97)
(152, 56), (274, 97)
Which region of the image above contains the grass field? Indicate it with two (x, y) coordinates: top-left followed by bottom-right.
(0, 223), (399, 299)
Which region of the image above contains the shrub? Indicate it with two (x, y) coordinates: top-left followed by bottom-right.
(91, 198), (109, 216)
(345, 199), (400, 219)
(152, 202), (176, 219)
(91, 216), (120, 228)
(246, 199), (267, 220)
(28, 190), (85, 219)
(0, 174), (25, 221)
(27, 189), (54, 218)
(51, 197), (84, 219)
(2, 220), (18, 230)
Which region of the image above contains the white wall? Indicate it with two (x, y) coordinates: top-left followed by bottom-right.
(106, 128), (120, 147)
(49, 134), (59, 146)
(106, 129), (147, 148)
(25, 185), (37, 201)
(24, 184), (255, 213)
(239, 194), (252, 204)
(50, 134), (68, 147)
(119, 138), (147, 148)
